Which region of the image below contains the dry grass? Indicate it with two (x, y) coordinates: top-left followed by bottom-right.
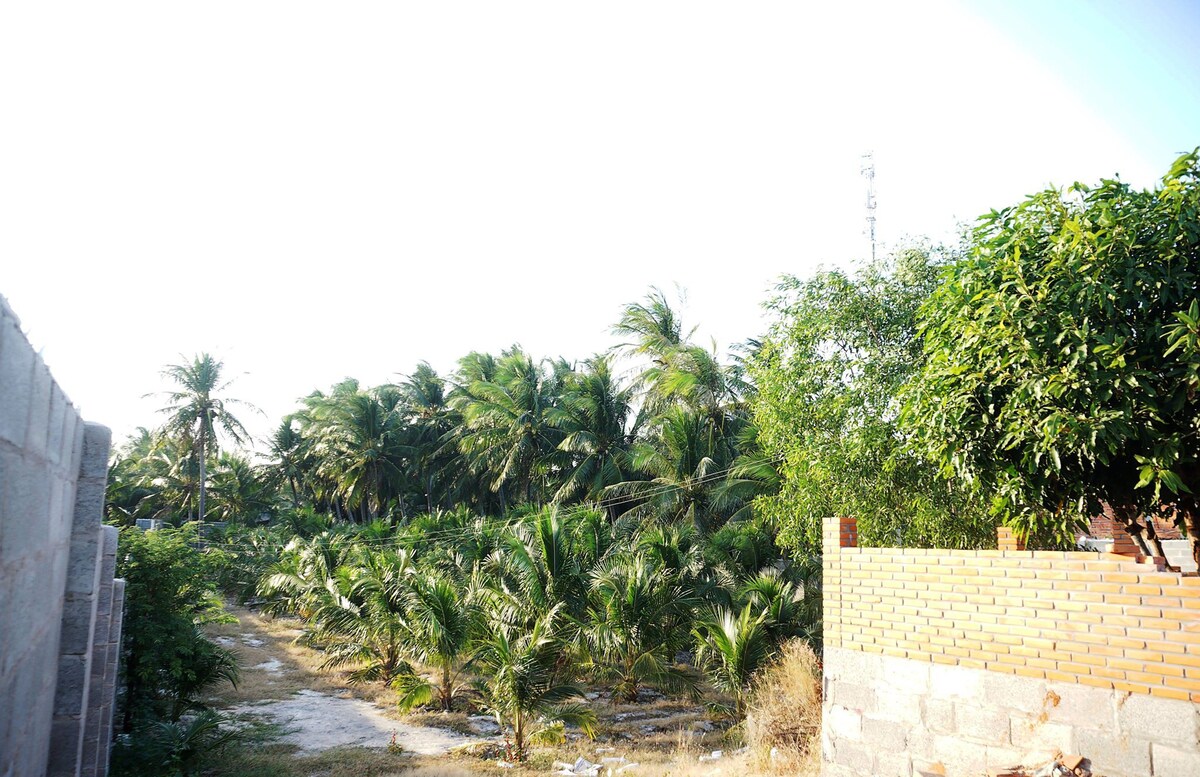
(742, 640), (823, 776)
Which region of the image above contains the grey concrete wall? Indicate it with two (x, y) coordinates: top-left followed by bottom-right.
(0, 296), (121, 777)
(822, 646), (1200, 777)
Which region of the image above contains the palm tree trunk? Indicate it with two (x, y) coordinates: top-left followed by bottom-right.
(198, 422), (208, 522)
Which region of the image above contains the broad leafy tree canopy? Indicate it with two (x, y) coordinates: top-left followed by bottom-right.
(751, 247), (993, 553)
(902, 151), (1200, 556)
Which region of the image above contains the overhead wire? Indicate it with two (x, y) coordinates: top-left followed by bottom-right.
(198, 452), (785, 552)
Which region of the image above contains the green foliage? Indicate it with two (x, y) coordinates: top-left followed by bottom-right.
(115, 525), (238, 733)
(583, 554), (699, 702)
(752, 246), (994, 553)
(246, 498), (820, 732)
(155, 353), (255, 522)
(903, 151), (1200, 556)
(111, 710), (241, 777)
(693, 605), (773, 717)
(472, 605), (596, 758)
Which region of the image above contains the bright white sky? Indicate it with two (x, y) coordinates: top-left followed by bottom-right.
(2, 1), (1197, 448)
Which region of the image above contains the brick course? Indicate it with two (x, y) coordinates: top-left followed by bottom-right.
(823, 516), (1200, 704)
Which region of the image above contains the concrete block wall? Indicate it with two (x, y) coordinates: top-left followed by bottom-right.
(822, 515), (1200, 777)
(0, 296), (121, 777)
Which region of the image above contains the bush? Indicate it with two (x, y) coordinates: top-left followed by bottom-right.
(115, 525), (237, 730)
(743, 640), (822, 774)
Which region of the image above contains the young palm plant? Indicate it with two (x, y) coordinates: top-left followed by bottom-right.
(473, 605), (595, 759)
(584, 554), (698, 702)
(309, 547), (417, 684)
(693, 604), (773, 717)
(392, 574), (477, 711)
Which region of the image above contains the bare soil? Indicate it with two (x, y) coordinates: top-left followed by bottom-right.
(203, 606), (802, 777)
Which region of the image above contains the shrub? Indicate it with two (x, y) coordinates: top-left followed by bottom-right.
(743, 639), (822, 774)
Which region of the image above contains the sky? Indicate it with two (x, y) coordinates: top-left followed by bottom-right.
(2, 0), (1197, 448)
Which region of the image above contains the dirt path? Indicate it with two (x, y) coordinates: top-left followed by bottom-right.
(206, 606), (488, 756)
(231, 689), (478, 754)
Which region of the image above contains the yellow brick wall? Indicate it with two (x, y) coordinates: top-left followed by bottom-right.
(822, 516), (1200, 702)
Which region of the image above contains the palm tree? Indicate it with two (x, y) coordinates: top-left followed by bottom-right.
(156, 354), (254, 523)
(267, 419), (309, 509)
(398, 362), (456, 513)
(693, 604), (773, 717)
(259, 532), (355, 618)
(206, 452), (274, 524)
(549, 356), (637, 512)
(392, 574), (476, 711)
(607, 407), (737, 533)
(452, 349), (565, 506)
(584, 554), (698, 701)
(309, 547), (418, 684)
(496, 508), (589, 624)
(473, 605), (595, 759)
(305, 385), (410, 522)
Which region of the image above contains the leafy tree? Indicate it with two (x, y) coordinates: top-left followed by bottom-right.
(155, 354), (254, 522)
(903, 151), (1200, 563)
(752, 246), (993, 553)
(115, 525), (237, 733)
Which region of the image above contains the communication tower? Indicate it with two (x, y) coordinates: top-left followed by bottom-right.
(861, 152), (877, 262)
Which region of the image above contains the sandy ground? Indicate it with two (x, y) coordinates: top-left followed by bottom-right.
(231, 689), (480, 754)
(207, 608), (490, 755)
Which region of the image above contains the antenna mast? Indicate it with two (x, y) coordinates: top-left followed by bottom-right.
(861, 152), (877, 262)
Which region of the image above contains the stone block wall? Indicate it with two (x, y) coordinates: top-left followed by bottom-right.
(822, 515), (1200, 777)
(0, 296), (122, 777)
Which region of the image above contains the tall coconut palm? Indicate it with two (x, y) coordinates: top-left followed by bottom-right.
(452, 350), (565, 505)
(607, 407), (737, 533)
(156, 354), (254, 522)
(306, 385), (410, 522)
(206, 452), (274, 524)
(549, 356), (637, 511)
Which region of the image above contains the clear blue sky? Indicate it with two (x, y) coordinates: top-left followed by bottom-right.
(1, 0), (1196, 447)
(965, 0), (1199, 160)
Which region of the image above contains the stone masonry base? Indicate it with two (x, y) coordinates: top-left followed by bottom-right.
(822, 646), (1200, 777)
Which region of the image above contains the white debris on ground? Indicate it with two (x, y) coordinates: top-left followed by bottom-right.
(239, 634), (266, 647)
(467, 714), (501, 735)
(230, 689), (483, 754)
(698, 750), (723, 763)
(214, 636), (237, 647)
(552, 753), (640, 776)
(988, 753), (1091, 777)
(253, 658), (283, 673)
